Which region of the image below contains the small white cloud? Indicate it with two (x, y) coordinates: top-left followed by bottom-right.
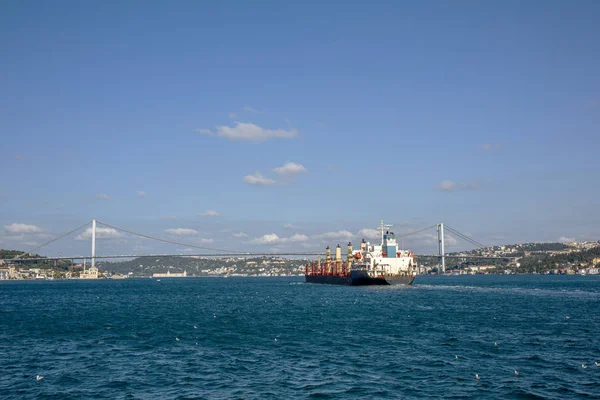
(96, 193), (110, 200)
(4, 223), (42, 234)
(228, 112), (238, 120)
(137, 190), (146, 198)
(216, 122), (297, 142)
(243, 106), (261, 113)
(313, 230), (354, 241)
(440, 233), (464, 246)
(195, 128), (214, 136)
(249, 234), (280, 244)
(164, 228), (199, 236)
(76, 227), (123, 240)
(199, 210), (221, 217)
(249, 233), (309, 245)
(287, 234), (310, 242)
(358, 228), (380, 240)
(243, 172), (276, 186)
(283, 224), (295, 229)
(436, 180), (456, 191)
(558, 236), (575, 243)
(435, 180), (480, 192)
(482, 143), (501, 151)
(200, 238), (214, 243)
(274, 162), (308, 177)
(233, 232), (249, 238)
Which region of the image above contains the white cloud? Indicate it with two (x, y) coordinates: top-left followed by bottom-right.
(445, 234), (458, 246)
(482, 143), (501, 151)
(274, 162), (308, 177)
(76, 227), (123, 240)
(249, 233), (309, 245)
(228, 112), (238, 120)
(243, 106), (261, 113)
(4, 223), (42, 234)
(200, 238), (214, 243)
(435, 180), (480, 192)
(164, 228), (199, 236)
(199, 210), (221, 217)
(558, 236), (575, 243)
(233, 232), (249, 238)
(215, 122), (297, 142)
(137, 190), (146, 198)
(195, 128), (214, 136)
(243, 172), (276, 186)
(96, 193), (110, 200)
(358, 228), (380, 240)
(313, 230), (354, 241)
(283, 224), (295, 229)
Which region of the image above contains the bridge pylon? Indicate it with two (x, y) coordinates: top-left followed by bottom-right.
(91, 219), (97, 269)
(437, 223), (445, 274)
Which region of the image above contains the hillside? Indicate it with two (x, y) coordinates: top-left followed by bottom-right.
(0, 249), (72, 270)
(99, 255), (309, 277)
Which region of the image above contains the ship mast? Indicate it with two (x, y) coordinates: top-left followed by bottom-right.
(379, 220), (393, 246)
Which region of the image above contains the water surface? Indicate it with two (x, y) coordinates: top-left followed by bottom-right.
(1, 275), (599, 399)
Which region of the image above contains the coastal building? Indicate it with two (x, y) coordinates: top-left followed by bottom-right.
(80, 266), (99, 279)
(152, 270), (187, 278)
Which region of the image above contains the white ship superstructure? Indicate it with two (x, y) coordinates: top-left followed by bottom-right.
(353, 221), (415, 278)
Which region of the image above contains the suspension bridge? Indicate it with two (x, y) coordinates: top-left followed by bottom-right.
(1, 220), (514, 273)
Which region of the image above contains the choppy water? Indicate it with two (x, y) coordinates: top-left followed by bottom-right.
(1, 275), (599, 399)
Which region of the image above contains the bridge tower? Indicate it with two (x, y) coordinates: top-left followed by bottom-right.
(437, 223), (445, 274)
(91, 219), (97, 269)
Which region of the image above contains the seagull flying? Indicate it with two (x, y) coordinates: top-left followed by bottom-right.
(475, 374), (480, 381)
(582, 364), (587, 369)
(514, 370), (519, 376)
(36, 375), (44, 381)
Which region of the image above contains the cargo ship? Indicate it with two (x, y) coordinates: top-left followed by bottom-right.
(305, 221), (416, 286)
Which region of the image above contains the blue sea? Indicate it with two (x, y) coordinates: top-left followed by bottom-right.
(1, 275), (599, 399)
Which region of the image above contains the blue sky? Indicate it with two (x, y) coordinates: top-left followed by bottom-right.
(1, 1), (599, 257)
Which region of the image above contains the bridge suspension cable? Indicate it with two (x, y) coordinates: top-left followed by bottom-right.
(97, 221), (261, 254)
(444, 225), (487, 249)
(396, 224), (438, 238)
(13, 221), (92, 259)
(96, 221), (317, 256)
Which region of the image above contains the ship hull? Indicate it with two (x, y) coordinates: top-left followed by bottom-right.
(305, 270), (414, 286)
